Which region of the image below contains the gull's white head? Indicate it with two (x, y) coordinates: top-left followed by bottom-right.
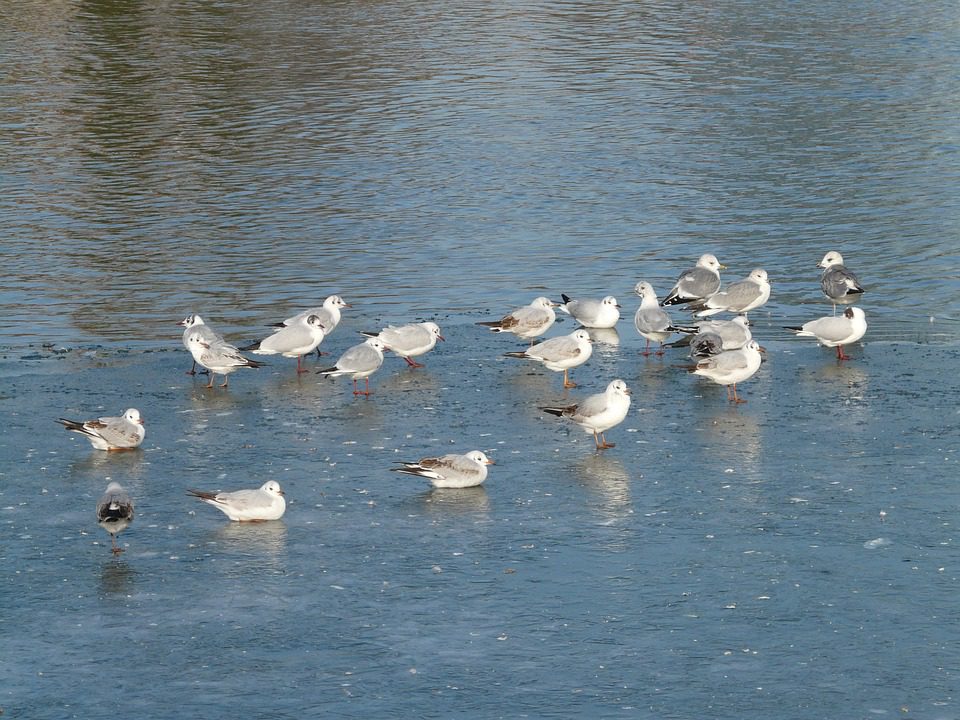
(633, 281), (656, 301)
(601, 296), (620, 308)
(749, 269), (769, 283)
(572, 329), (592, 343)
(818, 251), (845, 269)
(306, 314), (326, 331)
(532, 297), (556, 309)
(845, 306), (866, 321)
(123, 408), (144, 425)
(423, 322), (444, 341)
(607, 379), (631, 396)
(698, 254), (725, 271)
(466, 451), (495, 466)
(260, 480), (284, 496)
(365, 337), (386, 351)
(325, 295), (351, 309)
(179, 313), (203, 328)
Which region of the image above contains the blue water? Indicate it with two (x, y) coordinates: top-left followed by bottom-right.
(2, 1), (960, 718)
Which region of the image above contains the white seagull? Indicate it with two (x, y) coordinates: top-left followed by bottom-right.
(360, 321), (444, 368)
(244, 314), (326, 374)
(57, 408), (145, 451)
(786, 306), (867, 361)
(540, 379), (632, 450)
(633, 281), (673, 356)
(187, 481), (286, 522)
(391, 450), (495, 489)
(689, 268), (771, 318)
(687, 339), (763, 404)
(317, 336), (385, 395)
(557, 294), (621, 329)
(97, 482), (134, 554)
(178, 314), (224, 375)
(661, 254), (726, 306)
(504, 328), (593, 388)
(818, 251), (865, 312)
(278, 295), (351, 355)
(477, 297), (557, 341)
(186, 331), (264, 388)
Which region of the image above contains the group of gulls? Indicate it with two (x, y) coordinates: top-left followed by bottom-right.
(62, 251), (866, 555)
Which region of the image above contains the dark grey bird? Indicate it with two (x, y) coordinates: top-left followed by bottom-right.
(818, 251), (864, 313)
(96, 482), (134, 555)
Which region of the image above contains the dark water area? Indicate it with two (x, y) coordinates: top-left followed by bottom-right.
(2, 0), (960, 717)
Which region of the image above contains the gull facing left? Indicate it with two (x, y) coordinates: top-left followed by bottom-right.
(187, 481), (286, 522)
(477, 297), (557, 341)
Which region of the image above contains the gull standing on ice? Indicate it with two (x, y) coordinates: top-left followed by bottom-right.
(477, 297), (557, 341)
(661, 254), (726, 306)
(278, 295), (351, 355)
(97, 482), (134, 554)
(244, 314), (326, 374)
(687, 339), (763, 404)
(785, 306), (867, 361)
(504, 328), (593, 388)
(360, 321), (444, 368)
(187, 481), (286, 521)
(56, 408), (145, 451)
(540, 379), (632, 450)
(633, 281), (673, 356)
(185, 331), (264, 388)
(391, 451), (495, 489)
(317, 336), (385, 395)
(668, 315), (753, 357)
(818, 251), (864, 312)
(689, 269), (771, 318)
(178, 314), (223, 375)
(557, 294), (621, 329)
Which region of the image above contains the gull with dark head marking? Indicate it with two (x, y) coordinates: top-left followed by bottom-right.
(317, 336), (385, 395)
(540, 379), (632, 450)
(186, 332), (264, 388)
(57, 408), (145, 451)
(634, 281), (673, 356)
(187, 481), (286, 522)
(668, 315), (753, 356)
(178, 314), (223, 375)
(557, 294), (621, 329)
(504, 328), (593, 388)
(244, 314), (326, 374)
(786, 306), (867, 361)
(477, 297), (557, 341)
(391, 451), (494, 489)
(818, 251), (864, 313)
(661, 254), (726, 306)
(360, 322), (444, 368)
(97, 482), (134, 554)
(689, 269), (771, 318)
(687, 339), (763, 404)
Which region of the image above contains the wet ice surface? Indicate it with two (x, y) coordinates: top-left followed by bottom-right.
(2, 320), (959, 719)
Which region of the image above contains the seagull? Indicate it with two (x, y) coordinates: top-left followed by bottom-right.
(668, 315), (753, 355)
(785, 306), (867, 361)
(557, 294), (621, 329)
(185, 332), (264, 388)
(56, 408), (145, 451)
(540, 379), (632, 450)
(504, 328), (593, 388)
(391, 451), (495, 489)
(661, 254), (726, 306)
(187, 481), (286, 522)
(277, 295), (351, 356)
(360, 321), (444, 368)
(687, 339), (763, 404)
(633, 281), (673, 356)
(818, 251), (865, 313)
(689, 268), (771, 318)
(97, 482), (134, 555)
(317, 337), (385, 395)
(477, 297), (557, 341)
(178, 314), (223, 375)
(244, 314), (326, 374)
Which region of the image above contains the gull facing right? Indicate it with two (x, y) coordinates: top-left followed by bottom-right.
(391, 451), (495, 489)
(557, 294), (621, 329)
(540, 379), (632, 450)
(187, 481), (286, 522)
(786, 306), (867, 361)
(360, 321), (444, 368)
(56, 408), (145, 451)
(477, 297), (557, 341)
(504, 328), (593, 388)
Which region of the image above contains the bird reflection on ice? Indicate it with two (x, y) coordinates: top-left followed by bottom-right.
(211, 520), (288, 559)
(585, 327), (621, 348)
(575, 453), (633, 521)
(420, 486), (491, 516)
(99, 558), (136, 596)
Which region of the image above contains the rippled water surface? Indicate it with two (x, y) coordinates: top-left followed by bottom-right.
(2, 1), (960, 718)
